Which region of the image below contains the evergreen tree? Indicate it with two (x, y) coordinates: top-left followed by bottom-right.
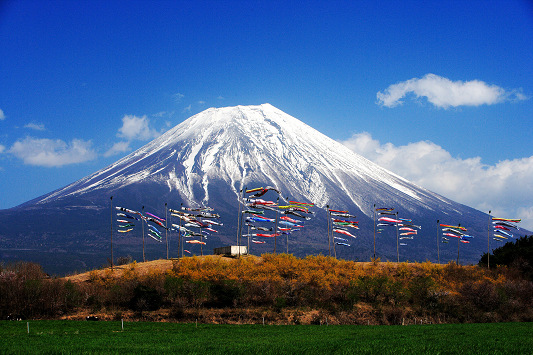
(479, 236), (533, 280)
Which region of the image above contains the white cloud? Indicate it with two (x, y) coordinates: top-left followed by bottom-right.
(9, 137), (97, 167)
(105, 114), (161, 156)
(183, 105), (192, 113)
(118, 114), (159, 141)
(341, 132), (533, 230)
(24, 122), (45, 131)
(173, 93), (185, 102)
(104, 141), (130, 157)
(0, 108), (5, 120)
(377, 74), (528, 108)
(0, 144), (5, 153)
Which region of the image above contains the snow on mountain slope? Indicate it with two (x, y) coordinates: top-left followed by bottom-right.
(35, 103), (457, 219)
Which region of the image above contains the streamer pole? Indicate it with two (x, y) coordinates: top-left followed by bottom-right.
(373, 204), (376, 260)
(436, 219), (440, 264)
(110, 196), (113, 271)
(487, 210), (491, 269)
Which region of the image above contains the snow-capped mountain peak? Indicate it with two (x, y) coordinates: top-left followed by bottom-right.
(37, 104), (452, 220)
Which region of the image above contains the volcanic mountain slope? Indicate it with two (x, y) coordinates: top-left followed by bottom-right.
(0, 104), (510, 273)
(30, 104), (457, 213)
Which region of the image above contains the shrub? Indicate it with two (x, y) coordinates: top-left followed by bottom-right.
(207, 280), (242, 308)
(116, 255), (133, 266)
(129, 284), (162, 312)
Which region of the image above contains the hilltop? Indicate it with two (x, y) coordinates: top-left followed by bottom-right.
(2, 254), (531, 325)
(63, 255), (245, 283)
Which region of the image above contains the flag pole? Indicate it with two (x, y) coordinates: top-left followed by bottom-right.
(165, 203), (169, 260)
(274, 196), (279, 254)
(286, 196), (289, 254)
(142, 206), (145, 262)
(333, 216), (337, 259)
(436, 219), (440, 264)
(396, 212), (400, 263)
(373, 204), (376, 261)
(487, 210), (491, 269)
(168, 207), (173, 259)
(332, 208), (337, 259)
(110, 196), (114, 271)
(237, 188), (244, 258)
(327, 205), (330, 257)
(178, 203), (183, 258)
(200, 225), (203, 256)
(456, 223), (461, 265)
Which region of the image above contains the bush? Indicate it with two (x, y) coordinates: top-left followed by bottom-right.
(129, 285), (162, 312)
(479, 236), (533, 280)
(116, 255), (133, 266)
(207, 280), (242, 308)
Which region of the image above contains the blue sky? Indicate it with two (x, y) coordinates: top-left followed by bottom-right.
(1, 1), (532, 227)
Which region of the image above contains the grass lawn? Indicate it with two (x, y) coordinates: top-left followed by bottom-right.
(1, 320), (531, 354)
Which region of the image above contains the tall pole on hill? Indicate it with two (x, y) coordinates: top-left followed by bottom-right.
(164, 203), (168, 259)
(327, 205), (331, 257)
(236, 188), (244, 257)
(179, 203), (183, 258)
(200, 225), (203, 256)
(333, 217), (337, 259)
(168, 209), (173, 259)
(456, 223), (461, 265)
(286, 196), (289, 254)
(436, 219), (440, 264)
(110, 196), (113, 271)
(274, 196), (279, 254)
(373, 204), (376, 261)
(396, 212), (400, 263)
(142, 206), (146, 262)
(487, 210), (491, 269)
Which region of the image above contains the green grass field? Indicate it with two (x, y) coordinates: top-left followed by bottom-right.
(1, 321), (531, 354)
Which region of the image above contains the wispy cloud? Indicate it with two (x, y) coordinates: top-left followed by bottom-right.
(104, 141), (130, 157)
(24, 122), (45, 131)
(153, 111), (174, 118)
(9, 137), (97, 167)
(377, 74), (528, 108)
(118, 114), (159, 141)
(183, 105), (192, 113)
(173, 93), (185, 102)
(341, 132), (533, 230)
(0, 144), (5, 153)
(0, 108), (5, 120)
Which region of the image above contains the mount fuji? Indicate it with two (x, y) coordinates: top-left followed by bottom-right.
(0, 104), (512, 274)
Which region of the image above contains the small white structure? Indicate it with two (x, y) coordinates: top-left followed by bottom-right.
(213, 245), (248, 257)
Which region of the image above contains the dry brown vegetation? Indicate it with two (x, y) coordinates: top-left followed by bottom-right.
(1, 254), (532, 324)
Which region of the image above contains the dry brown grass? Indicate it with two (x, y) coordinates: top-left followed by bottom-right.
(63, 255), (261, 283)
(4, 255), (532, 324)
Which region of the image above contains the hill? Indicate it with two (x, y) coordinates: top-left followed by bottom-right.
(63, 255), (243, 283)
(1, 255), (532, 324)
